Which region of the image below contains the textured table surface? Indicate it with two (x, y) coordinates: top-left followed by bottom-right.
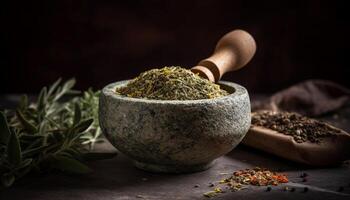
(1, 95), (350, 200)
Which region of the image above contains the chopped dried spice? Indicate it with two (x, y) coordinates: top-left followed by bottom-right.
(203, 167), (288, 197)
(227, 167), (288, 188)
(252, 111), (340, 143)
(116, 66), (229, 100)
(203, 191), (219, 198)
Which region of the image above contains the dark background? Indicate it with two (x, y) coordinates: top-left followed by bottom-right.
(1, 0), (349, 94)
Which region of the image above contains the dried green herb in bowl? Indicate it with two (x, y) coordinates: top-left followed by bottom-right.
(116, 66), (229, 100)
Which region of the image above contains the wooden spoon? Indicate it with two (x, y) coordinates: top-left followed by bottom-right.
(191, 29), (256, 82)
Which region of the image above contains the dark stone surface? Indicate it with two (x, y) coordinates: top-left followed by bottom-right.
(1, 142), (350, 200)
(1, 95), (350, 200)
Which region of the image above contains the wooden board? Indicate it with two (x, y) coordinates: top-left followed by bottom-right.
(242, 125), (350, 166)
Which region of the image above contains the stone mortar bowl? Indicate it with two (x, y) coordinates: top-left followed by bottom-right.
(99, 80), (251, 173)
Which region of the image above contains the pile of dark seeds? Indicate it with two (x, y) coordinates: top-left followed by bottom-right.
(251, 111), (341, 143)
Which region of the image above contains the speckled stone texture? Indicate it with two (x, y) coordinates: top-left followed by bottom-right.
(99, 80), (251, 173)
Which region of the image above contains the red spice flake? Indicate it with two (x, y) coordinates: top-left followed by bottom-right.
(204, 167), (289, 197)
(222, 167), (288, 191)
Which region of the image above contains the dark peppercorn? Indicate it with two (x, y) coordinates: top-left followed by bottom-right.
(266, 187), (272, 192)
(208, 183), (214, 187)
(303, 187), (309, 192)
(194, 184), (200, 188)
(302, 178), (307, 182)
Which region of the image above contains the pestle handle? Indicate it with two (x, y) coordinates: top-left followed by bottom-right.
(191, 29), (256, 82)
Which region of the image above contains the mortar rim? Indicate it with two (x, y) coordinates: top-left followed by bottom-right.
(101, 80), (247, 105)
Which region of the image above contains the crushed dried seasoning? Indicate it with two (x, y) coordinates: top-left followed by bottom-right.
(203, 167), (288, 197)
(252, 111), (341, 143)
(116, 66), (229, 100)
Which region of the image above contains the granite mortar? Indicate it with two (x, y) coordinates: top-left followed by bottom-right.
(99, 80), (251, 173)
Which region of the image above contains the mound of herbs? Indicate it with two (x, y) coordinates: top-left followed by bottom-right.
(116, 66), (229, 100)
(0, 78), (114, 187)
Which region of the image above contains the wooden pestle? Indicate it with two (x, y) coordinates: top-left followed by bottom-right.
(191, 29), (256, 82)
(191, 30), (350, 166)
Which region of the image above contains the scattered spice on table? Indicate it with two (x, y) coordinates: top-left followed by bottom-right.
(203, 167), (288, 197)
(251, 111), (341, 143)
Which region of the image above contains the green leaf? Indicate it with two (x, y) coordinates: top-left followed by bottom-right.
(24, 137), (44, 151)
(37, 87), (47, 111)
(22, 145), (48, 157)
(63, 78), (76, 91)
(52, 78), (77, 101)
(14, 158), (33, 171)
(19, 95), (28, 111)
(20, 134), (44, 141)
(0, 111), (11, 145)
(7, 131), (22, 166)
(47, 78), (62, 97)
(20, 158), (33, 168)
(16, 110), (37, 134)
(82, 152), (117, 161)
(1, 173), (15, 187)
(73, 118), (93, 133)
(53, 155), (92, 174)
(73, 103), (81, 125)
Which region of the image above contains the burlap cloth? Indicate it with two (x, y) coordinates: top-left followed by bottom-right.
(252, 79), (350, 116)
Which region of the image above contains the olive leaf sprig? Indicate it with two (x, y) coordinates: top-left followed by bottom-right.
(0, 78), (115, 187)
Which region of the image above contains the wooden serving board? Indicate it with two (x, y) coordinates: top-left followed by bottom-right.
(242, 125), (350, 166)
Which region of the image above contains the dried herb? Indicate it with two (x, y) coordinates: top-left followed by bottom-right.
(0, 78), (115, 187)
(203, 188), (224, 198)
(116, 66), (229, 100)
(252, 111), (340, 143)
(225, 167), (288, 189)
(204, 167), (288, 197)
